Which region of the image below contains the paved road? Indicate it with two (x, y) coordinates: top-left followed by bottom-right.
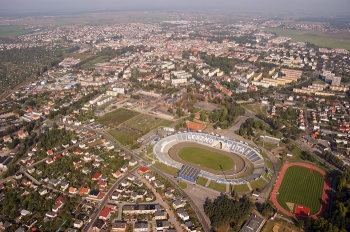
(135, 172), (183, 231)
(84, 165), (140, 232)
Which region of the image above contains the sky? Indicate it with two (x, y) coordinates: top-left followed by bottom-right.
(0, 0), (350, 15)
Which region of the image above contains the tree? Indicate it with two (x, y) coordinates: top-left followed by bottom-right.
(176, 108), (184, 117)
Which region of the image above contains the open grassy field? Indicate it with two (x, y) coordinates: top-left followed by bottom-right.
(233, 184), (250, 193)
(97, 108), (140, 127)
(178, 182), (187, 189)
(0, 25), (35, 37)
(196, 177), (208, 186)
(266, 28), (350, 50)
(277, 166), (324, 215)
(123, 114), (171, 132)
(250, 178), (268, 191)
(154, 162), (179, 176)
(177, 147), (235, 171)
(108, 130), (138, 146)
(208, 181), (227, 193)
(81, 55), (111, 69)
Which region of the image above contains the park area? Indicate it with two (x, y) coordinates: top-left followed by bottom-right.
(271, 162), (329, 218)
(266, 27), (350, 50)
(177, 147), (235, 171)
(97, 108), (140, 127)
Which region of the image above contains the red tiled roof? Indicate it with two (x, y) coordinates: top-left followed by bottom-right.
(139, 166), (149, 173)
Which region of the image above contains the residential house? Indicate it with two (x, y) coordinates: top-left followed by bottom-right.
(134, 221), (149, 232)
(18, 130), (29, 139)
(79, 187), (90, 195)
(92, 219), (105, 232)
(144, 173), (155, 182)
(173, 200), (185, 209)
(99, 207), (112, 220)
(177, 207), (190, 221)
(154, 210), (167, 220)
(154, 180), (164, 189)
(113, 170), (123, 178)
(129, 160), (137, 166)
(69, 187), (78, 194)
(156, 220), (169, 231)
(111, 221), (127, 232)
(73, 219), (83, 229)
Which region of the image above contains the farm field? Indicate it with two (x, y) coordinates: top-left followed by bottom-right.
(276, 166), (324, 215)
(0, 25), (35, 37)
(208, 181), (226, 193)
(97, 108), (140, 127)
(177, 147), (235, 171)
(123, 114), (171, 133)
(266, 28), (350, 50)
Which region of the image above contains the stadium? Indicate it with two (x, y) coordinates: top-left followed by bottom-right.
(153, 132), (267, 185)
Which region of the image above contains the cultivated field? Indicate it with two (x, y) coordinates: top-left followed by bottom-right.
(276, 165), (324, 215)
(266, 28), (350, 50)
(97, 108), (140, 127)
(0, 25), (35, 37)
(177, 146), (235, 171)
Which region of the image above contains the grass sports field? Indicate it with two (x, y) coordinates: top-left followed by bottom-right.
(177, 147), (234, 171)
(276, 165), (324, 215)
(97, 108), (139, 127)
(266, 28), (350, 50)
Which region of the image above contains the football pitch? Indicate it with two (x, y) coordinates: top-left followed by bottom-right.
(177, 147), (234, 171)
(277, 165), (324, 215)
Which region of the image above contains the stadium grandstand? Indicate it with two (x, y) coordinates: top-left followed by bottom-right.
(153, 132), (266, 185)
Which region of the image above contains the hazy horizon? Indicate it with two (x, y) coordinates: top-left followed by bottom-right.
(1, 0), (350, 16)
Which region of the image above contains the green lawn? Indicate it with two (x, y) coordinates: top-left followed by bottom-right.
(250, 178), (268, 191)
(208, 181), (227, 193)
(154, 162), (179, 176)
(177, 147), (234, 171)
(277, 166), (324, 215)
(108, 130), (138, 146)
(233, 184), (250, 193)
(265, 28), (350, 50)
(197, 177), (208, 186)
(123, 114), (170, 132)
(97, 108), (140, 127)
(179, 182), (187, 189)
